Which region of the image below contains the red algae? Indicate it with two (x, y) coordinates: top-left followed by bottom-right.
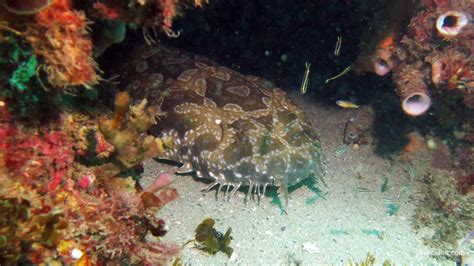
(0, 96), (179, 264)
(25, 0), (98, 87)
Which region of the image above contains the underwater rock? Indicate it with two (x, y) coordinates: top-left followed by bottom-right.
(1, 0), (53, 15)
(343, 105), (375, 145)
(354, 0), (473, 116)
(111, 44), (325, 202)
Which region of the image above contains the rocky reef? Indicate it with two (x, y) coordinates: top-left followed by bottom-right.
(0, 0), (193, 264)
(355, 0), (473, 116)
(0, 0), (473, 264)
(0, 93), (179, 264)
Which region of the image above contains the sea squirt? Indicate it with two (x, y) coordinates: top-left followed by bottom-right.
(112, 44), (325, 201)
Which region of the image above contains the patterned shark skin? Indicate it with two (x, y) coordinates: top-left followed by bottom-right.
(113, 44), (325, 201)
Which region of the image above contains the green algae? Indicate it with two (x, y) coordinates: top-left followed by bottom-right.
(9, 53), (37, 92)
(0, 36), (44, 117)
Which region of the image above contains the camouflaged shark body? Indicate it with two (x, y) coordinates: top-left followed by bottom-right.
(114, 44), (325, 200)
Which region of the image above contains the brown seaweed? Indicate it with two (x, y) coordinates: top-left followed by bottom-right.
(188, 218), (234, 258)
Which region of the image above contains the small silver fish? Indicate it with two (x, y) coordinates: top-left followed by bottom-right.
(325, 65), (351, 83)
(336, 100), (360, 109)
(300, 62), (311, 94)
(334, 35), (342, 56)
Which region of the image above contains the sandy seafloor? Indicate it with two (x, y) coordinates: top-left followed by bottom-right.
(140, 92), (455, 265)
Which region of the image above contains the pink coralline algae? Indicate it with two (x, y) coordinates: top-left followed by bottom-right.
(2, 123), (75, 193)
(77, 174), (95, 189)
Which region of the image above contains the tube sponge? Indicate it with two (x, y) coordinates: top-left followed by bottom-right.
(394, 66), (431, 116)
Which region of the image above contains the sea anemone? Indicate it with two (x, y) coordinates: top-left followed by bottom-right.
(436, 11), (469, 37)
